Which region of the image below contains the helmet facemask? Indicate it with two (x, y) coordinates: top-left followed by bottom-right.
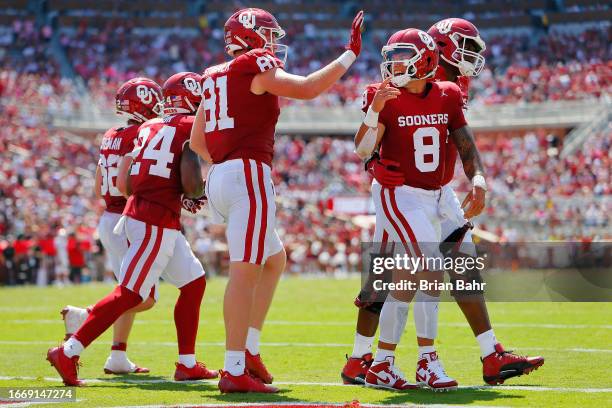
(380, 44), (435, 87)
(446, 33), (486, 77)
(257, 26), (288, 64)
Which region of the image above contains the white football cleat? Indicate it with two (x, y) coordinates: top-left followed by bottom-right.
(416, 351), (458, 391)
(61, 305), (89, 340)
(103, 356), (150, 374)
(365, 357), (418, 391)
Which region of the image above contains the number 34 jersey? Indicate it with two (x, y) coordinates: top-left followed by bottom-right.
(201, 48), (284, 167)
(98, 124), (140, 214)
(123, 114), (194, 230)
(362, 81), (467, 190)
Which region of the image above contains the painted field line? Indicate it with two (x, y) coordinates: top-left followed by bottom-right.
(0, 376), (610, 394)
(105, 404), (510, 408)
(7, 319), (612, 330)
(0, 341), (610, 354)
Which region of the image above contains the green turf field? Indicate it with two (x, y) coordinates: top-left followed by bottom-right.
(0, 277), (610, 407)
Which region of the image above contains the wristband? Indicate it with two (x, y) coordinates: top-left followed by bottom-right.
(363, 106), (379, 128)
(472, 174), (487, 191)
(337, 50), (357, 69)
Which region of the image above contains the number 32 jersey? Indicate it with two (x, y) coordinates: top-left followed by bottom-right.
(98, 124), (140, 214)
(362, 81), (467, 190)
(123, 114), (194, 230)
(201, 49), (284, 167)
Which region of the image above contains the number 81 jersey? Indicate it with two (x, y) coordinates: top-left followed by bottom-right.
(201, 49), (284, 167)
(123, 114), (194, 230)
(362, 81), (467, 190)
(98, 124), (140, 214)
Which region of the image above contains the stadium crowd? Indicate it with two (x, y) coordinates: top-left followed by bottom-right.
(53, 21), (612, 110)
(0, 13), (610, 285)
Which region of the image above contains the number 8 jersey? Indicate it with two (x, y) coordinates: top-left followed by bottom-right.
(123, 114), (194, 230)
(362, 81), (467, 190)
(201, 49), (284, 167)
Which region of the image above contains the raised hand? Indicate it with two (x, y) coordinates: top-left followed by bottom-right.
(346, 10), (365, 56)
(371, 78), (401, 113)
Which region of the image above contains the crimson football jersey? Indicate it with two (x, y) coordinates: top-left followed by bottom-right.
(98, 124), (140, 214)
(123, 114), (194, 230)
(363, 81), (467, 190)
(201, 49), (284, 167)
(433, 66), (470, 185)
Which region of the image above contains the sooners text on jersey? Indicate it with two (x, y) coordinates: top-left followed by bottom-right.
(201, 48), (284, 166)
(123, 114), (194, 229)
(363, 81), (467, 190)
(99, 124), (140, 214)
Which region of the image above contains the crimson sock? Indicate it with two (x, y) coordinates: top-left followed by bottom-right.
(174, 276), (206, 355)
(111, 342), (127, 351)
(74, 286), (142, 348)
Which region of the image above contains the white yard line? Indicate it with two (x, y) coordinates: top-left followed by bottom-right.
(0, 376), (610, 394)
(7, 319), (612, 329)
(0, 340), (610, 354)
(105, 404), (510, 408)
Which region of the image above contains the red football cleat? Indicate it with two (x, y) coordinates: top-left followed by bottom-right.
(218, 370), (279, 393)
(341, 353), (373, 384)
(246, 350), (273, 384)
(365, 359), (418, 391)
(174, 361), (219, 381)
(46, 347), (84, 387)
(482, 343), (545, 385)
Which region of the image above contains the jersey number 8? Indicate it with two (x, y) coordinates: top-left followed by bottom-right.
(413, 127), (440, 173)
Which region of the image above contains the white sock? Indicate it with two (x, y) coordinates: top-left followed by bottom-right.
(63, 337), (84, 358)
(179, 354), (196, 368)
(224, 350), (245, 376)
(246, 327), (261, 355)
(418, 345), (436, 357)
(351, 333), (374, 358)
(476, 329), (497, 358)
(110, 350), (128, 361)
(374, 348), (395, 363)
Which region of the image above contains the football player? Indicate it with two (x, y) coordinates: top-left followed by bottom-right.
(61, 78), (162, 375)
(189, 7), (364, 393)
(343, 18), (544, 388)
(47, 72), (216, 386)
(419, 17), (544, 386)
(353, 28), (467, 391)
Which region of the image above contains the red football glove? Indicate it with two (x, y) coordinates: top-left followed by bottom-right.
(367, 158), (405, 187)
(346, 10), (364, 56)
(181, 194), (207, 214)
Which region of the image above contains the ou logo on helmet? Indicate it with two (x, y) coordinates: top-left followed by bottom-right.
(184, 77), (202, 96)
(436, 20), (454, 35)
(136, 85), (154, 104)
(418, 31), (436, 51)
(238, 11), (256, 29)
